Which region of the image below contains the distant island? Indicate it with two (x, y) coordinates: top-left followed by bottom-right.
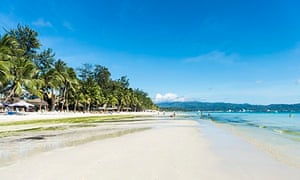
(157, 101), (300, 113)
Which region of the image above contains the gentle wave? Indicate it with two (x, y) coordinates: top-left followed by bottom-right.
(191, 112), (300, 168)
(209, 113), (300, 141)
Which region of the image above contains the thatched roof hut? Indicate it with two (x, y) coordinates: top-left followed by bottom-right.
(9, 100), (34, 107)
(26, 99), (48, 106)
(26, 99), (48, 111)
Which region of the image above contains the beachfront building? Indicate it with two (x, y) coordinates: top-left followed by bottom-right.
(26, 98), (48, 112)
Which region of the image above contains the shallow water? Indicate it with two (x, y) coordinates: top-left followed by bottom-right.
(186, 112), (300, 168)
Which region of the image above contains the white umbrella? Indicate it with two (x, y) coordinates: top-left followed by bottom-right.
(9, 100), (34, 108)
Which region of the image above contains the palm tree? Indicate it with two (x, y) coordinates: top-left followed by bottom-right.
(108, 94), (118, 109)
(0, 34), (18, 86)
(4, 56), (40, 101)
(7, 24), (40, 60)
(68, 79), (82, 112)
(1, 25), (157, 111)
(77, 64), (105, 112)
(42, 60), (65, 111)
(0, 34), (18, 60)
(52, 59), (70, 111)
(64, 67), (79, 111)
(131, 94), (139, 112)
(2, 25), (42, 102)
(34, 48), (55, 78)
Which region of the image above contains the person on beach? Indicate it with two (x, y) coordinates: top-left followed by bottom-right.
(169, 111), (176, 119)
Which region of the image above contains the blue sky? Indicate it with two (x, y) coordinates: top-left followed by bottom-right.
(1, 0), (300, 104)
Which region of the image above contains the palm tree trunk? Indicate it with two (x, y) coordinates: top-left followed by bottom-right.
(5, 85), (17, 102)
(50, 89), (56, 111)
(65, 98), (69, 112)
(74, 100), (78, 113)
(61, 86), (68, 112)
(87, 103), (90, 112)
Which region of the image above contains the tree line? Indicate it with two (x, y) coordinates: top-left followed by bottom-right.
(0, 24), (157, 112)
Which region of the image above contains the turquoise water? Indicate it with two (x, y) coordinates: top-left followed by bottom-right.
(184, 112), (300, 168)
(209, 113), (300, 142)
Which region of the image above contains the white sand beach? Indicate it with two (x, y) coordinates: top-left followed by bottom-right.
(0, 111), (156, 122)
(0, 114), (300, 180)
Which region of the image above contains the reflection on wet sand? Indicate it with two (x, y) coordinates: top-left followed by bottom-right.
(0, 117), (157, 167)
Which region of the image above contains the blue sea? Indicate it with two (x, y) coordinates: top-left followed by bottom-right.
(184, 112), (300, 168)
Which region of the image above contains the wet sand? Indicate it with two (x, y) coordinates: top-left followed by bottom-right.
(0, 111), (154, 123)
(0, 115), (300, 179)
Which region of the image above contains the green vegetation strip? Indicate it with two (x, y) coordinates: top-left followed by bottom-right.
(0, 126), (67, 138)
(0, 115), (140, 126)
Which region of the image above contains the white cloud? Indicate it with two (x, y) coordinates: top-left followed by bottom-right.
(184, 50), (239, 64)
(32, 18), (52, 27)
(154, 93), (185, 102)
(63, 21), (74, 31)
(255, 80), (264, 84)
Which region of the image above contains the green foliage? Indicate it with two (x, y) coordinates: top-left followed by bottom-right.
(76, 63), (157, 111)
(34, 48), (55, 78)
(7, 24), (40, 59)
(0, 24), (156, 112)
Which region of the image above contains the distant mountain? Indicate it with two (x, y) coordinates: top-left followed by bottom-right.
(156, 101), (300, 112)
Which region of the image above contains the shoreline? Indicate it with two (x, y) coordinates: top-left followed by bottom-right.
(206, 112), (300, 169)
(0, 114), (300, 179)
(199, 120), (300, 178)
